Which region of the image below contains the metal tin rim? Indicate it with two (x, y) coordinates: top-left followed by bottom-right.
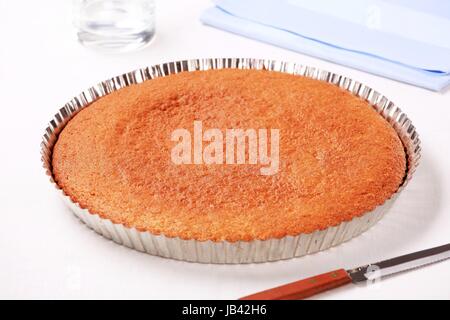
(41, 58), (421, 263)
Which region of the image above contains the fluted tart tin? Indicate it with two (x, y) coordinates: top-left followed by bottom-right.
(41, 58), (421, 263)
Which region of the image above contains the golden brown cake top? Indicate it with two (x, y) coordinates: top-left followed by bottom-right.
(52, 69), (406, 242)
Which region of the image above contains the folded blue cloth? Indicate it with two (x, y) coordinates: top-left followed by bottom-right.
(200, 0), (450, 91)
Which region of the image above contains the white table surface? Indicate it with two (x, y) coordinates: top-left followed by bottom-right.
(1, 0), (449, 300)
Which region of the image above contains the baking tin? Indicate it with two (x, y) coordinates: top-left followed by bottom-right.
(41, 58), (421, 263)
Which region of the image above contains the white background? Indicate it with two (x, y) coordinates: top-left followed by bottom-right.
(0, 0), (449, 300)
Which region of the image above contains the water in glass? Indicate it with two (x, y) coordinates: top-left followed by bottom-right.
(73, 0), (155, 52)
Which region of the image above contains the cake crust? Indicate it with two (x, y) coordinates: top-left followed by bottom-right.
(52, 69), (406, 242)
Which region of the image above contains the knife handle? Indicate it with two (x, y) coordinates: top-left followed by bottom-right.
(240, 269), (352, 300)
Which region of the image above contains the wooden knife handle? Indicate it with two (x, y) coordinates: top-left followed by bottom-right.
(240, 269), (352, 300)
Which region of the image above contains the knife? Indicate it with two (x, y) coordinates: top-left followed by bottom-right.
(240, 243), (450, 300)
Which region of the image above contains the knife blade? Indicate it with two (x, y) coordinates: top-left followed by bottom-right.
(240, 243), (450, 300)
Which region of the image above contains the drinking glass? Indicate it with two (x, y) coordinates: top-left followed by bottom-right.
(73, 0), (156, 52)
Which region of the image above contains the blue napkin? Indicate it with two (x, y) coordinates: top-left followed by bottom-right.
(200, 0), (450, 91)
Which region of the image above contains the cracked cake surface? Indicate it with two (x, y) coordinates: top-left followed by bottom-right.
(52, 69), (406, 241)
